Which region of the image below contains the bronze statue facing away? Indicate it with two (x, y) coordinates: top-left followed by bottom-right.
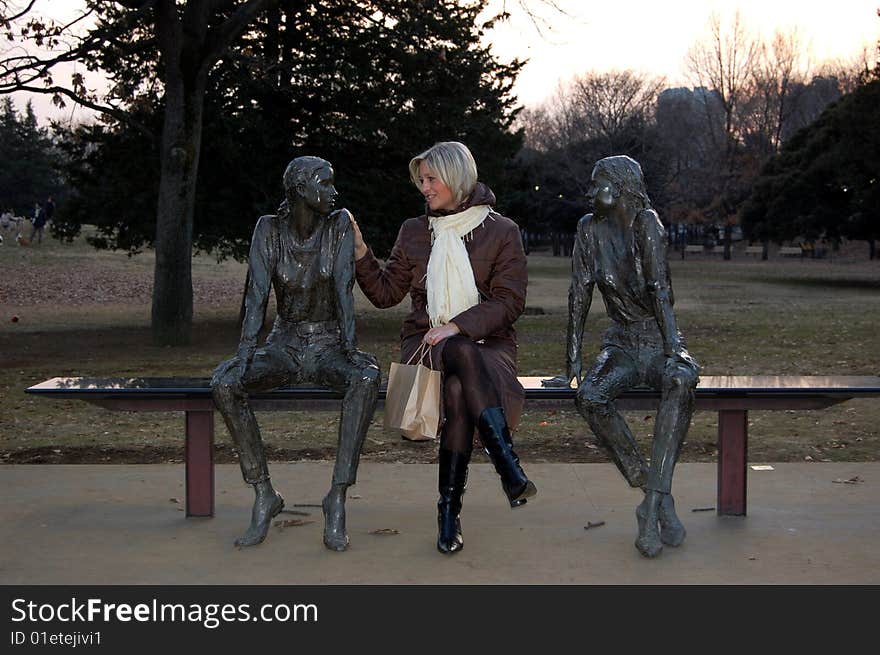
(212, 156), (380, 550)
(544, 155), (699, 558)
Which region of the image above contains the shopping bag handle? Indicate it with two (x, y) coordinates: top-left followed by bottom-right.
(405, 340), (433, 368)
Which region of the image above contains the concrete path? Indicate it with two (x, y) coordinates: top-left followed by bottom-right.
(1, 462), (878, 584)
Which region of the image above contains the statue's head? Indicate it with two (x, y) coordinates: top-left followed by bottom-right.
(408, 141), (478, 210)
(283, 156), (337, 215)
(589, 155), (651, 213)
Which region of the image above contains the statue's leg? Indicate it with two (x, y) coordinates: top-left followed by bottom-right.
(575, 347), (647, 487)
(211, 350), (291, 547)
(638, 357), (699, 554)
(314, 348), (380, 551)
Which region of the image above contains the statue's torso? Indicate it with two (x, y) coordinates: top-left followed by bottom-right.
(585, 215), (655, 325)
(271, 219), (337, 324)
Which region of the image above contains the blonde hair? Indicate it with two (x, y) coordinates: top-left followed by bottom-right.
(408, 141), (478, 206)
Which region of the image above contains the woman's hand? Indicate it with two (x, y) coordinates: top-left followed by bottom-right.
(349, 213), (368, 260)
(423, 322), (460, 346)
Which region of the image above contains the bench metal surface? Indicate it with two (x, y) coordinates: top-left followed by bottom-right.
(26, 375), (880, 519)
(27, 374), (880, 403)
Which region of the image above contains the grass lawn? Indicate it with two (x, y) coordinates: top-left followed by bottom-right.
(1, 228), (878, 465)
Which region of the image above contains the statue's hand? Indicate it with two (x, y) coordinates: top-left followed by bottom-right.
(236, 342), (257, 380)
(349, 213), (368, 260)
(543, 359), (583, 387)
(349, 348), (379, 371)
(667, 350), (699, 374)
(541, 374), (574, 388)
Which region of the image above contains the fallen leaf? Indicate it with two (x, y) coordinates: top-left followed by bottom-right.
(168, 497), (180, 504)
(538, 421), (549, 427)
(691, 506), (715, 512)
(832, 476), (863, 484)
(278, 509), (311, 516)
(369, 528), (399, 536)
(583, 521), (605, 530)
(350, 494), (362, 499)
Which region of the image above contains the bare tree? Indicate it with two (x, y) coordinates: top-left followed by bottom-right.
(520, 70), (664, 152)
(568, 70), (665, 152)
(685, 11), (759, 170)
(744, 28), (811, 156)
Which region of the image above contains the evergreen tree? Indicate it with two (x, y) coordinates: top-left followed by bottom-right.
(0, 98), (61, 217)
(740, 78), (880, 258)
(54, 1), (522, 262)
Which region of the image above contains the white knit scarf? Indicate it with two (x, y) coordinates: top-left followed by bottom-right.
(426, 204), (491, 327)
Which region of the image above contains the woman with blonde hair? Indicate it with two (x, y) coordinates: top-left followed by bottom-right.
(352, 141), (536, 554)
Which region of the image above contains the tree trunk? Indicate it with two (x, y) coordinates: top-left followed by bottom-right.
(151, 76), (206, 346)
(761, 239), (769, 261)
(869, 239), (876, 260)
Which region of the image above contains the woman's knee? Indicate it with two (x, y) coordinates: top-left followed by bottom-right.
(441, 335), (476, 366)
(443, 374), (466, 410)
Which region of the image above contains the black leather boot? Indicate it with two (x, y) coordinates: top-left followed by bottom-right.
(477, 407), (537, 507)
(437, 448), (470, 554)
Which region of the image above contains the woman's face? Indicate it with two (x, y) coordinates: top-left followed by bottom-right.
(418, 161), (457, 212)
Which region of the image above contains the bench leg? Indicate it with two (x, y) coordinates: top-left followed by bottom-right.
(717, 410), (747, 516)
(185, 410), (214, 518)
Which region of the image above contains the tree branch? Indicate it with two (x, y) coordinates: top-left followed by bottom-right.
(0, 0), (37, 25)
(11, 83), (154, 137)
(202, 0), (278, 70)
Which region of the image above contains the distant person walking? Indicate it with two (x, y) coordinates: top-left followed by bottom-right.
(30, 202), (46, 243)
(43, 196), (55, 225)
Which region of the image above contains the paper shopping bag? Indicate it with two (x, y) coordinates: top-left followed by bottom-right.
(383, 346), (441, 441)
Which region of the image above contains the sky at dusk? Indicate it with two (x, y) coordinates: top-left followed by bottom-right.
(484, 0), (880, 106)
(8, 0), (880, 123)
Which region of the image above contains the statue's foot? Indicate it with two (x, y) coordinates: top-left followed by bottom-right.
(322, 490), (350, 552)
(658, 493), (686, 547)
(235, 491), (284, 548)
(635, 498), (663, 558)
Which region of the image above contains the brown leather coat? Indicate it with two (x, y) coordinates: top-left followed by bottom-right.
(355, 183), (529, 428)
(355, 184), (527, 342)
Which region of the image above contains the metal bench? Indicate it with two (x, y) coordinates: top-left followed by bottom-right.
(745, 246), (764, 256)
(684, 245), (704, 255)
(26, 375), (880, 519)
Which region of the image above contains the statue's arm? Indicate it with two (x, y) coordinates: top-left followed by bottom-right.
(567, 216), (594, 382)
(238, 216), (275, 369)
(333, 210), (358, 353)
(638, 210), (694, 367)
(544, 216), (593, 387)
